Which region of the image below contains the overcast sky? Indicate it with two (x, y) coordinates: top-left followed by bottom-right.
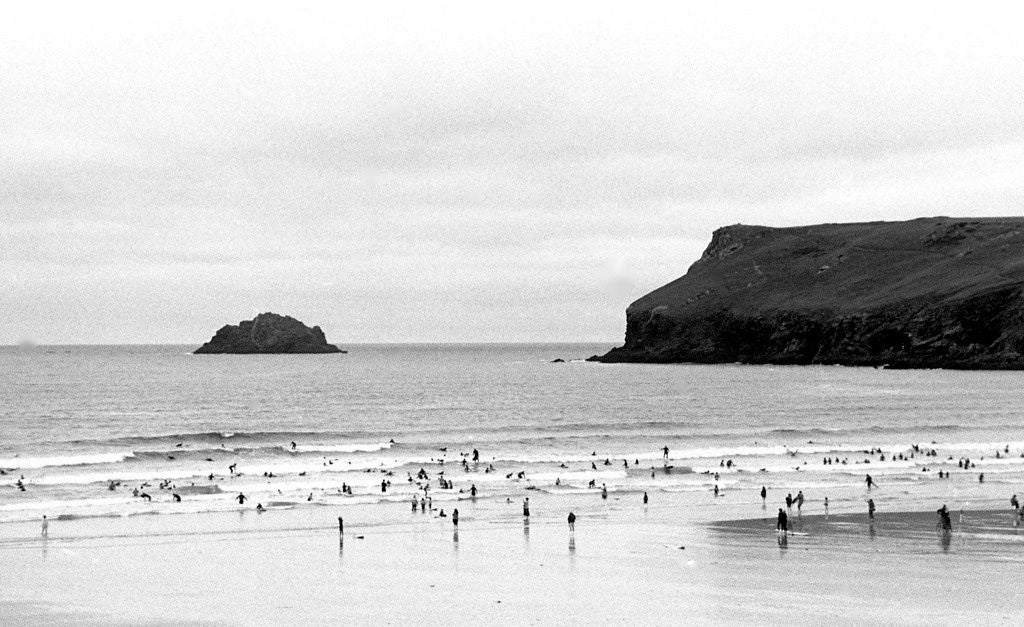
(3, 1), (1024, 344)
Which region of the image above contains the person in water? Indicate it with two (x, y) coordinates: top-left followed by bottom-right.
(867, 498), (876, 520)
(523, 498), (530, 517)
(567, 511), (576, 533)
(865, 474), (875, 489)
(237, 492), (246, 505)
(760, 486), (767, 503)
(643, 491), (648, 504)
(41, 515), (48, 538)
(452, 508), (459, 527)
(776, 508), (788, 534)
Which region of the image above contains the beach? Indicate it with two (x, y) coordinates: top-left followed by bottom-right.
(3, 487), (1023, 625)
(3, 345), (1024, 624)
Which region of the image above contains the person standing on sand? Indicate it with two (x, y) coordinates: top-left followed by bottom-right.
(568, 511), (576, 533)
(41, 515), (48, 538)
(776, 508), (788, 535)
(867, 498), (875, 520)
(523, 498), (530, 517)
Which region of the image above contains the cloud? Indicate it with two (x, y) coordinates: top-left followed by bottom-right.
(3, 1), (1024, 342)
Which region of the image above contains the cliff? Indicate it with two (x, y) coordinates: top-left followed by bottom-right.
(194, 313), (345, 354)
(591, 217), (1024, 368)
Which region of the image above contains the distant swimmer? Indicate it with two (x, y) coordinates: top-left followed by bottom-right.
(256, 503), (264, 513)
(452, 509), (459, 527)
(523, 498), (530, 517)
(776, 508), (788, 534)
(237, 493), (246, 505)
(643, 491), (648, 504)
(172, 493), (181, 502)
(867, 498), (875, 520)
(41, 515), (48, 537)
(567, 511), (576, 533)
(865, 474), (874, 489)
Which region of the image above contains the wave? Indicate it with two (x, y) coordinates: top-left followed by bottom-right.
(0, 452), (134, 470)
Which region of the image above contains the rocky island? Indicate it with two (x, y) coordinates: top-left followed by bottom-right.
(194, 313), (345, 354)
(591, 217), (1024, 369)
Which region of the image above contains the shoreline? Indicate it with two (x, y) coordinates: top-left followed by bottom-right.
(4, 495), (1023, 624)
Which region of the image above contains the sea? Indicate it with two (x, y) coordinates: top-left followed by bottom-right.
(2, 343), (1023, 524)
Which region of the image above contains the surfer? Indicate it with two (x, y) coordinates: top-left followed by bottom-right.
(228, 463), (237, 475)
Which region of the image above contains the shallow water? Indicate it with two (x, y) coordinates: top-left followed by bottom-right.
(2, 344), (1023, 523)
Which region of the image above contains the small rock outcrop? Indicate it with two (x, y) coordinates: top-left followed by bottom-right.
(590, 217), (1024, 369)
(194, 313), (345, 354)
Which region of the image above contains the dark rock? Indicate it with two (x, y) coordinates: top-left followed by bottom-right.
(194, 312), (345, 354)
(551, 358), (566, 363)
(590, 217), (1024, 369)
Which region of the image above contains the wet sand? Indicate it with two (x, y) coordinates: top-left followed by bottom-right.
(2, 491), (1022, 624)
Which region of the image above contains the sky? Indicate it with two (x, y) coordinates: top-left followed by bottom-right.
(3, 1), (1024, 345)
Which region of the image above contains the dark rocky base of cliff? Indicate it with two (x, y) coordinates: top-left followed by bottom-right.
(194, 313), (345, 354)
(591, 288), (1024, 369)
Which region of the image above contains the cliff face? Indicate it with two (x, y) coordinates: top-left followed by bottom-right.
(194, 313), (345, 354)
(591, 218), (1024, 368)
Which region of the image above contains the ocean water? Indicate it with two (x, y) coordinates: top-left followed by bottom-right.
(2, 343), (1023, 524)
